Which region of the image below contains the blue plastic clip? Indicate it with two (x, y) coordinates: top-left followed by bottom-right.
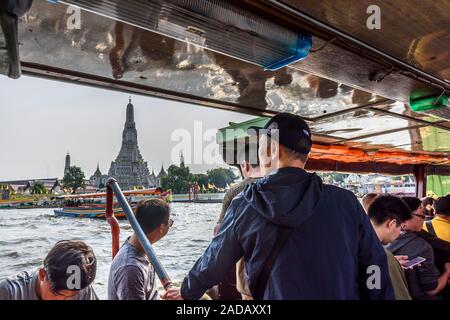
(264, 34), (312, 71)
(47, 0), (59, 4)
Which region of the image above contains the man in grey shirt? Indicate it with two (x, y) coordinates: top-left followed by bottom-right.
(108, 238), (159, 300)
(0, 240), (98, 300)
(108, 198), (172, 300)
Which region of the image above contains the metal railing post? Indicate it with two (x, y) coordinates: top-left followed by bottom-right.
(106, 178), (172, 290)
(106, 183), (120, 258)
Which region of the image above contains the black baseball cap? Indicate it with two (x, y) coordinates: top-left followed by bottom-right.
(247, 113), (312, 155)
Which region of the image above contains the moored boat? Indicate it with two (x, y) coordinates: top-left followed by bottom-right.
(53, 188), (171, 219)
(54, 206), (128, 219)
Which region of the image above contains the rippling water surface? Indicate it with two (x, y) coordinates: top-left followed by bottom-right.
(0, 203), (220, 298)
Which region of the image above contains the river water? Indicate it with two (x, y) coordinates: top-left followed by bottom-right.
(0, 203), (220, 299)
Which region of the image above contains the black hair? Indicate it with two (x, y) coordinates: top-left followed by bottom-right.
(402, 196), (422, 212)
(43, 240), (96, 293)
(135, 198), (170, 233)
(282, 145), (308, 163)
(421, 197), (434, 207)
(368, 195), (412, 226)
(421, 196), (435, 216)
(434, 195), (450, 216)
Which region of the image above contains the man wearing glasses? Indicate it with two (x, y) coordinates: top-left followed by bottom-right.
(0, 240), (98, 300)
(108, 198), (172, 300)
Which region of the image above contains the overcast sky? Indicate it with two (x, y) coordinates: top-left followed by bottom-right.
(0, 75), (254, 181)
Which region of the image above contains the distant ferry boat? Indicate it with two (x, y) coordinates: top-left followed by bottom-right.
(54, 188), (171, 219)
(385, 182), (416, 196)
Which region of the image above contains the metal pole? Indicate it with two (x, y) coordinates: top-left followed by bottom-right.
(106, 185), (120, 258)
(107, 178), (172, 289)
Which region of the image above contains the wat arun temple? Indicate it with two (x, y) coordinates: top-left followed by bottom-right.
(89, 98), (166, 190)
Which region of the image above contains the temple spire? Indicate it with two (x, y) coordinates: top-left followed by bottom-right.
(126, 97), (135, 125)
(64, 152), (71, 175)
(94, 161), (102, 176)
(180, 150), (185, 168)
(157, 163), (167, 178)
(109, 99), (151, 190)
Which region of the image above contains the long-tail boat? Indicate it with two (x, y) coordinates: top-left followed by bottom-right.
(54, 189), (171, 219)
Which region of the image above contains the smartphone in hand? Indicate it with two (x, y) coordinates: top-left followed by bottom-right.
(401, 256), (426, 269)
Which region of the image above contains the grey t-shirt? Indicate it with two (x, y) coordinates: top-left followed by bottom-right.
(0, 271), (98, 300)
(108, 238), (159, 300)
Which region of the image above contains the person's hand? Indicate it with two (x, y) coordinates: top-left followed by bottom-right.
(213, 223), (221, 236)
(445, 262), (450, 275)
(394, 255), (409, 266)
(162, 286), (184, 300)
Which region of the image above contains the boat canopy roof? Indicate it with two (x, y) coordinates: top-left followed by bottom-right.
(217, 117), (450, 176)
(1, 0), (449, 174)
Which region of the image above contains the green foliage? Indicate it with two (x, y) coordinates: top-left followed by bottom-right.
(161, 165), (238, 194)
(206, 167), (238, 189)
(31, 181), (46, 194)
(161, 165), (193, 194)
(63, 166), (86, 194)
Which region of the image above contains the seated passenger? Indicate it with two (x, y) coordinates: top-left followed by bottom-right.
(386, 196), (450, 299)
(421, 197), (435, 220)
(0, 240), (97, 300)
(423, 195), (450, 243)
(108, 198), (172, 300)
(368, 195), (412, 300)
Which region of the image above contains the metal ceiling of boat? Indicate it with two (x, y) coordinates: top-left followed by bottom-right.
(10, 0), (450, 166)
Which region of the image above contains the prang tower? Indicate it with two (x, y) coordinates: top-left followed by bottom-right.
(108, 98), (153, 189)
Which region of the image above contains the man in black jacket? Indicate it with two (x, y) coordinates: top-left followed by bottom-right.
(165, 113), (394, 300)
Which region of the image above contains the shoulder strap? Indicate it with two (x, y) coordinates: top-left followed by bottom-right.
(254, 227), (292, 300)
(425, 220), (437, 237)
